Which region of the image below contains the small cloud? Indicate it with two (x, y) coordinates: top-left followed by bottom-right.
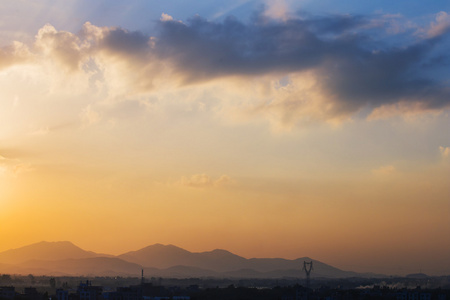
(215, 175), (233, 187)
(181, 174), (213, 188)
(372, 165), (396, 176)
(264, 0), (290, 21)
(439, 146), (450, 158)
(160, 13), (174, 22)
(427, 11), (450, 38)
(80, 104), (101, 126)
(0, 155), (33, 177)
(30, 126), (50, 136)
(12, 163), (33, 175)
(178, 174), (233, 189)
(160, 13), (182, 24)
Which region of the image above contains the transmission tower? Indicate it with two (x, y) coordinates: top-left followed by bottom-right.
(302, 261), (313, 289)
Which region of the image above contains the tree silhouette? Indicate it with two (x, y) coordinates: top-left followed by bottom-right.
(49, 277), (56, 288)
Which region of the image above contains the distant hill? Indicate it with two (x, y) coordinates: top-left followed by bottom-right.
(0, 241), (384, 279)
(118, 244), (360, 278)
(118, 244), (247, 272)
(144, 265), (219, 278)
(406, 273), (429, 278)
(118, 244), (194, 269)
(15, 257), (142, 276)
(0, 241), (108, 264)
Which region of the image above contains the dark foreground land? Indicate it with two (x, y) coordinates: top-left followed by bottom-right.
(1, 275), (450, 300)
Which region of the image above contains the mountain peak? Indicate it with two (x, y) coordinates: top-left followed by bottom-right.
(210, 249), (231, 253)
(0, 241), (101, 264)
(140, 243), (190, 253)
(203, 249), (241, 258)
(151, 243), (182, 248)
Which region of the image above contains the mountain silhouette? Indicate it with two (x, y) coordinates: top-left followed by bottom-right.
(119, 244), (359, 277)
(16, 257), (142, 276)
(118, 244), (247, 272)
(0, 241), (382, 278)
(118, 244), (193, 268)
(0, 241), (109, 264)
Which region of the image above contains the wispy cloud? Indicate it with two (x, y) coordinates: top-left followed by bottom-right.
(0, 154), (33, 177)
(439, 146), (450, 158)
(80, 104), (101, 127)
(211, 0), (253, 20)
(263, 0), (291, 21)
(177, 174), (233, 189)
(30, 126), (50, 136)
(372, 165), (396, 176)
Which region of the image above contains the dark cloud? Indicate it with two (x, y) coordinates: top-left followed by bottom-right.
(152, 13), (450, 114)
(155, 16), (329, 77)
(305, 14), (367, 35)
(321, 42), (433, 106)
(100, 28), (150, 59)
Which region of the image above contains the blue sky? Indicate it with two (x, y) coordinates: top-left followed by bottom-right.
(1, 0), (449, 41)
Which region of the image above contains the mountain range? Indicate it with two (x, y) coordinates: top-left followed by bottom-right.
(0, 241), (380, 278)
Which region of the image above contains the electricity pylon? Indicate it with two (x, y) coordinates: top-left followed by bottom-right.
(302, 261), (313, 289)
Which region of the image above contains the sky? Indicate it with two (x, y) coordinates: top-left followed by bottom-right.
(0, 0), (449, 276)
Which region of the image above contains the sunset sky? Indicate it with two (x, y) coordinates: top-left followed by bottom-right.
(0, 0), (449, 276)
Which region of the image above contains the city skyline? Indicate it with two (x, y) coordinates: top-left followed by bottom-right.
(0, 0), (449, 276)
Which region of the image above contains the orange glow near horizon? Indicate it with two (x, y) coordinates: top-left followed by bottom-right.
(0, 11), (449, 277)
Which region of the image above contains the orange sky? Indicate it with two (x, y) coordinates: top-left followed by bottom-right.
(0, 1), (450, 276)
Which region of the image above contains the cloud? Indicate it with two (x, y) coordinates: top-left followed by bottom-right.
(30, 126), (50, 136)
(367, 101), (443, 121)
(377, 14), (416, 35)
(160, 13), (174, 22)
(0, 41), (32, 70)
(0, 10), (449, 128)
(263, 0), (290, 21)
(240, 71), (347, 128)
(12, 163), (33, 175)
(35, 24), (84, 71)
(372, 165), (396, 176)
(439, 146), (450, 158)
(0, 154), (33, 177)
(80, 104), (101, 126)
(211, 0), (253, 20)
(427, 11), (450, 38)
(214, 175), (233, 186)
(154, 13), (450, 117)
(178, 174), (233, 189)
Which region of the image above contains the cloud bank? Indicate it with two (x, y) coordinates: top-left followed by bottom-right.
(1, 10), (449, 127)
